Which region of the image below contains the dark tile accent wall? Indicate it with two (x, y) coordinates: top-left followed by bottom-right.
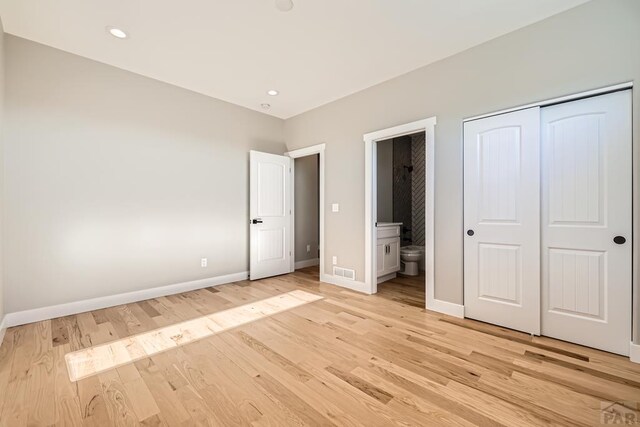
(392, 135), (413, 245)
(411, 132), (426, 246)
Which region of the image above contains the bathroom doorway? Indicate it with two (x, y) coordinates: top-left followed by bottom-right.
(363, 118), (436, 309)
(374, 133), (426, 305)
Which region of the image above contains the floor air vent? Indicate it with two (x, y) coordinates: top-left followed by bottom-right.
(333, 266), (355, 280)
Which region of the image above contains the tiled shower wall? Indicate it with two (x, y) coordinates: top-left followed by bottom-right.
(392, 136), (412, 245)
(388, 132), (426, 248)
(411, 132), (426, 246)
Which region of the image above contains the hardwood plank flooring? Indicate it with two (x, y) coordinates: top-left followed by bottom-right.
(377, 272), (426, 308)
(0, 266), (638, 426)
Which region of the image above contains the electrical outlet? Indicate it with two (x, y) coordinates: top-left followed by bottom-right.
(332, 203), (339, 212)
(306, 244), (311, 253)
(201, 258), (207, 268)
(332, 256), (338, 265)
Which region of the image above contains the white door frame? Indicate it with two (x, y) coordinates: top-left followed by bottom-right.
(286, 143), (326, 281)
(464, 81), (633, 121)
(364, 118), (442, 311)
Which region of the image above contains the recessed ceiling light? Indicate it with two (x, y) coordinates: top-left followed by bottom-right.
(267, 89), (279, 96)
(275, 0), (294, 12)
(261, 103), (271, 110)
(106, 26), (128, 39)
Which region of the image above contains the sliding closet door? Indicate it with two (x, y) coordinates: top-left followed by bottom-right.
(464, 107), (540, 335)
(541, 90), (631, 356)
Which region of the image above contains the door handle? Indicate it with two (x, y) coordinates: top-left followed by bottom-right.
(467, 229), (474, 236)
(613, 235), (626, 245)
(251, 218), (263, 224)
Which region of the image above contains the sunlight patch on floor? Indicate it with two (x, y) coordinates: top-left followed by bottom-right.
(65, 289), (323, 381)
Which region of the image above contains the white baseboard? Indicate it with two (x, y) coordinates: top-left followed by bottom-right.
(631, 341), (640, 364)
(4, 271), (248, 328)
(0, 315), (7, 348)
(426, 298), (465, 318)
(294, 258), (320, 269)
(320, 273), (371, 294)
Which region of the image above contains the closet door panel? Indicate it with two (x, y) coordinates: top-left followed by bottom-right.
(464, 107), (540, 335)
(541, 90), (632, 355)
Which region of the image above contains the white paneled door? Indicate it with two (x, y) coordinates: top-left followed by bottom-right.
(249, 151), (292, 280)
(541, 91), (632, 355)
(464, 107), (541, 335)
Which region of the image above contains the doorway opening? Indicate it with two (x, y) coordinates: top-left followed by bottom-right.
(293, 154), (319, 271)
(286, 144), (326, 281)
(375, 132), (426, 307)
(364, 118), (437, 311)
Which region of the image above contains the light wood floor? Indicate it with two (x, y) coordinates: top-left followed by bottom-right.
(0, 266), (639, 426)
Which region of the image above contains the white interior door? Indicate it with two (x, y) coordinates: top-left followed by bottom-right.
(250, 151), (292, 280)
(541, 90), (632, 356)
(464, 107), (541, 335)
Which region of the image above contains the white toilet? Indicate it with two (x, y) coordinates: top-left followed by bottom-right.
(400, 245), (424, 276)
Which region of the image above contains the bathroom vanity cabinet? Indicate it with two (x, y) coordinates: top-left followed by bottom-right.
(376, 223), (401, 283)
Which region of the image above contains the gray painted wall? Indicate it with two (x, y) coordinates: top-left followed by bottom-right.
(376, 139), (393, 223)
(3, 35), (285, 313)
(294, 155), (319, 263)
(284, 0), (640, 334)
(1, 1), (639, 344)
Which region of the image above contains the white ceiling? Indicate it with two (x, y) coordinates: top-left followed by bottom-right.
(0, 0), (588, 119)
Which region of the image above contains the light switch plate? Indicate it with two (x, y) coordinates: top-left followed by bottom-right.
(332, 203), (339, 212)
(332, 256), (338, 265)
